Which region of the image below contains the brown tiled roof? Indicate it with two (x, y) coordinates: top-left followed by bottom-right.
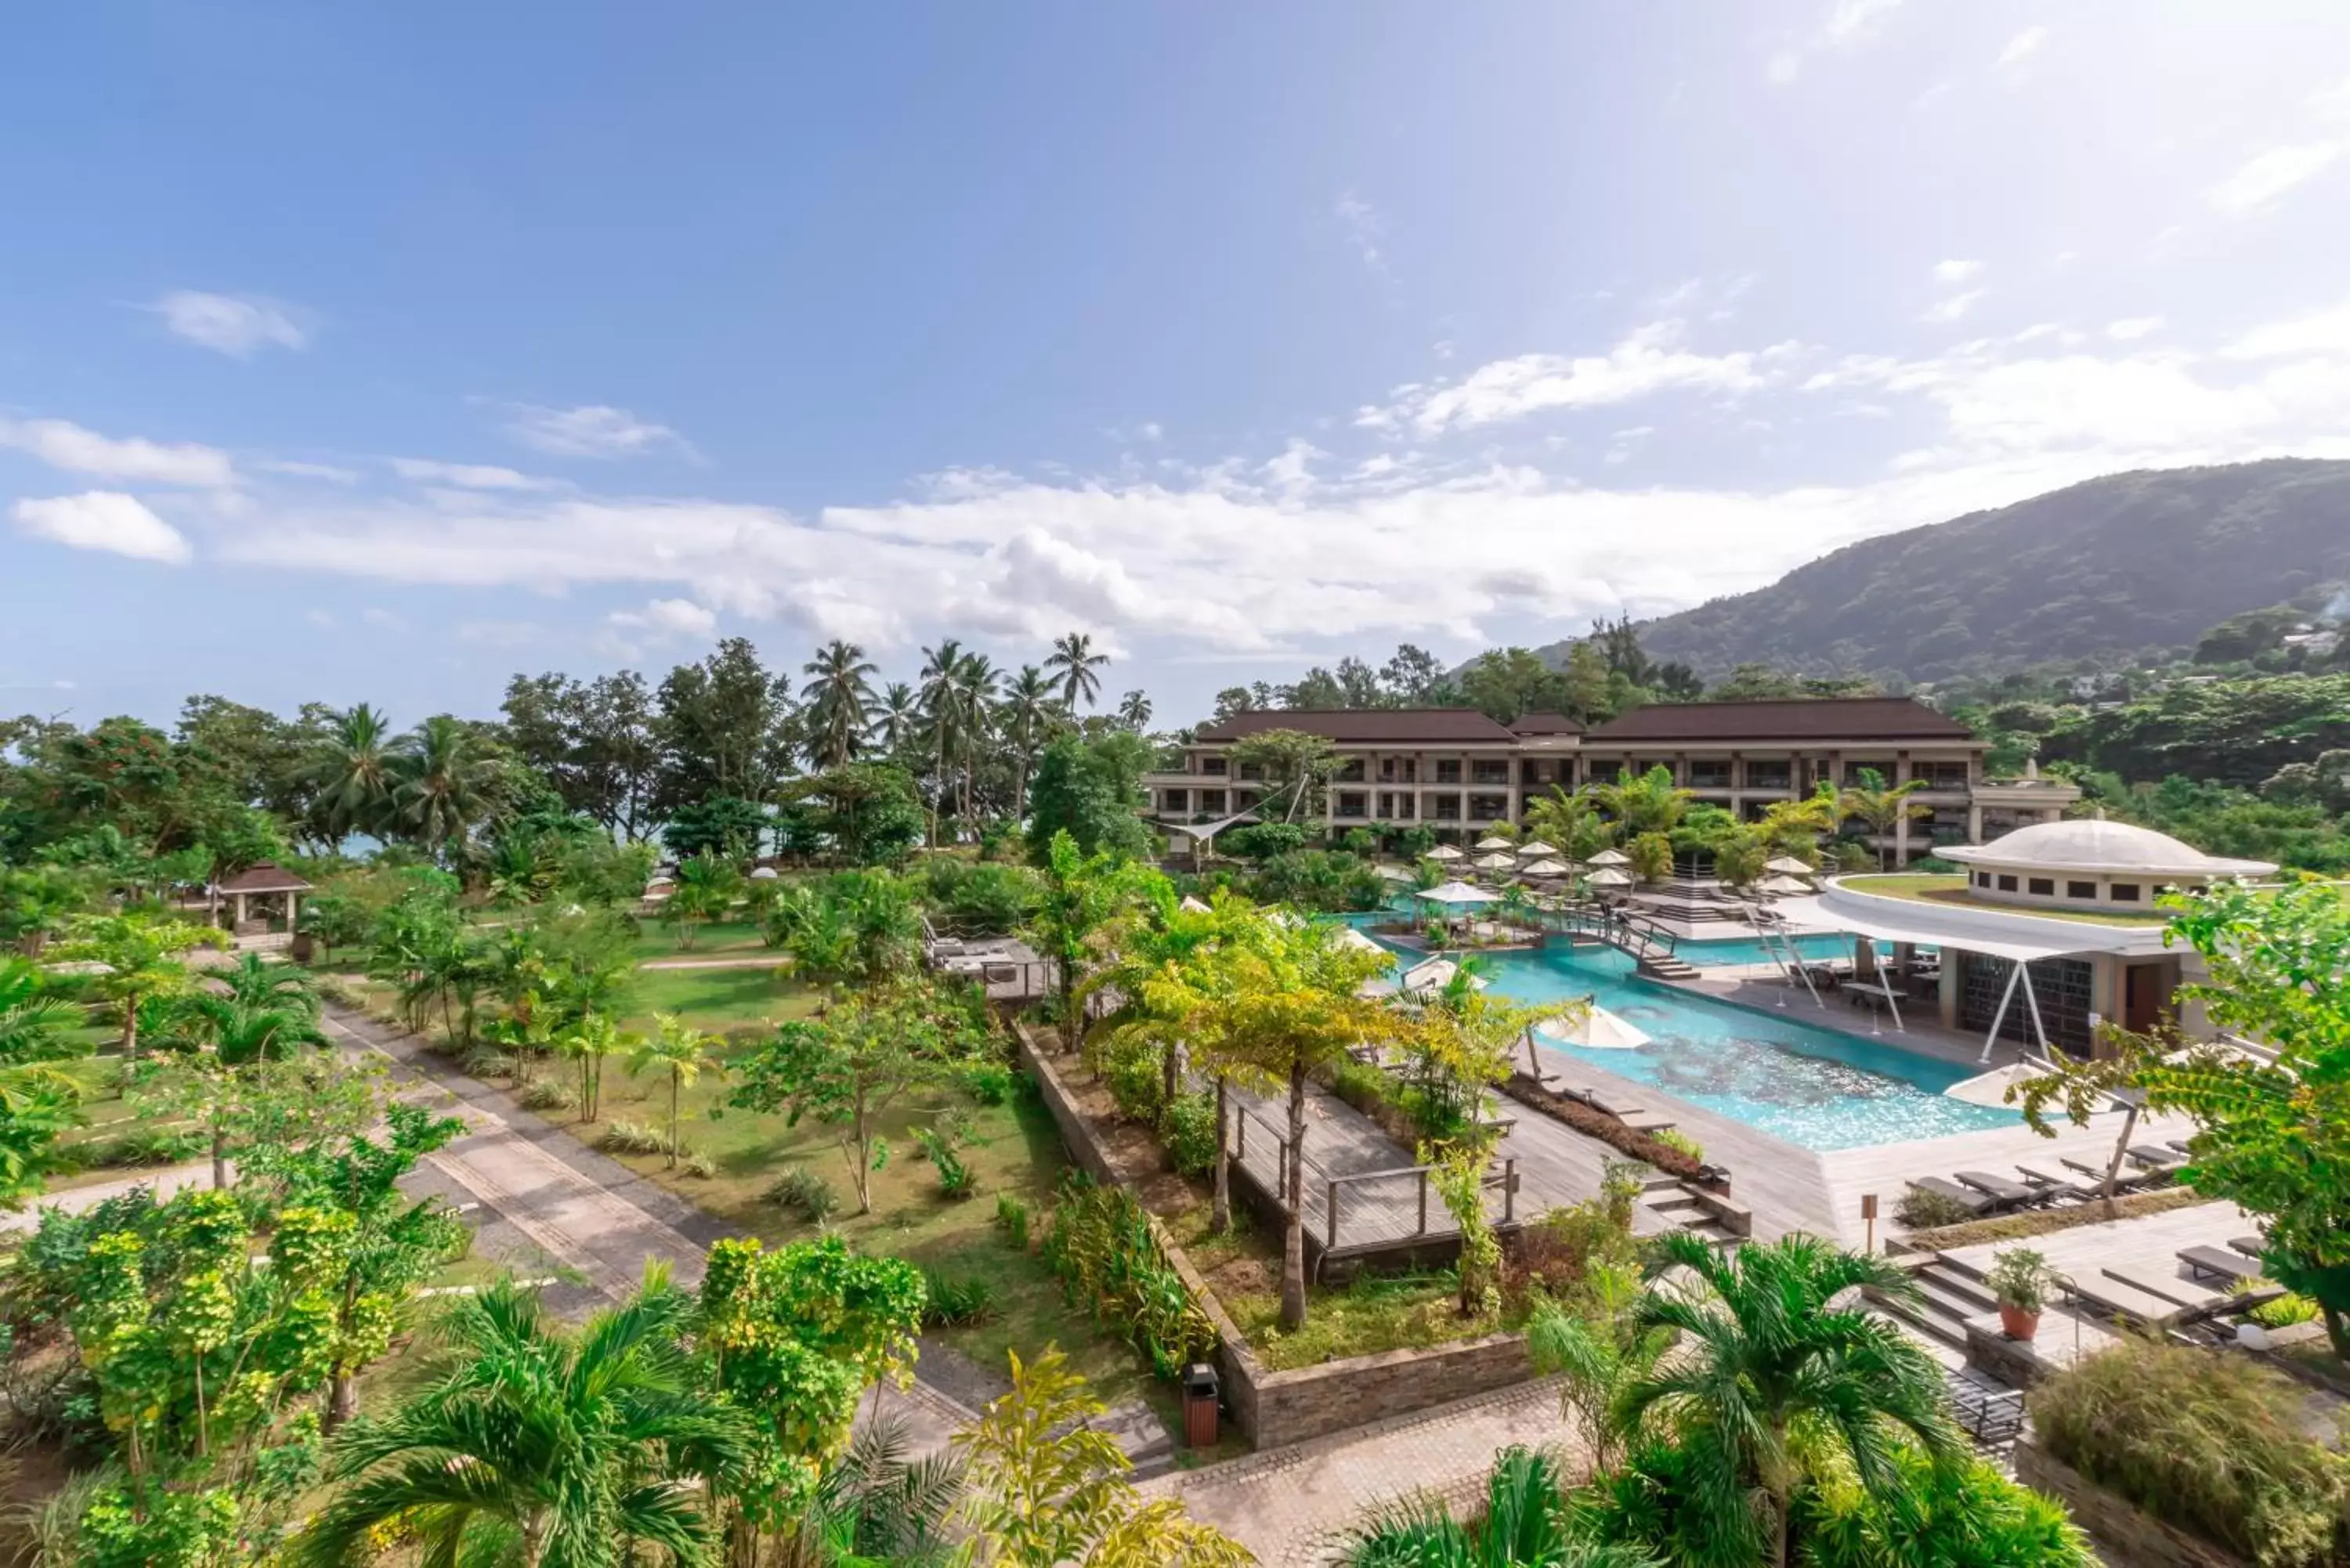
(1582, 697), (1976, 743)
(1508, 711), (1582, 735)
(215, 862), (313, 894)
(1193, 708), (1519, 744)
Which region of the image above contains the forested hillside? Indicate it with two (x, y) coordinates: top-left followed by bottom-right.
(1581, 460), (2350, 681)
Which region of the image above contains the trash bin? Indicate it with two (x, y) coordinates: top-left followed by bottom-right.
(1181, 1361), (1220, 1449)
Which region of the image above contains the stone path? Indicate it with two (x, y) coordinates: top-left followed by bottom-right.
(636, 953), (786, 971)
(1141, 1376), (1574, 1566)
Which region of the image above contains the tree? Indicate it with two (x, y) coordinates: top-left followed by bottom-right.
(1231, 728), (1342, 823)
(306, 702), (398, 842)
(953, 1348), (1253, 1568)
(1340, 1445), (1657, 1568)
(1838, 768), (1929, 871)
(802, 639), (879, 768)
(1625, 832), (1673, 887)
(557, 1010), (632, 1123)
(663, 849), (743, 950)
(1755, 787), (1839, 861)
(1115, 690), (1153, 731)
(0, 864), (91, 956)
(728, 984), (981, 1212)
(654, 638), (793, 817)
(1614, 1233), (1961, 1568)
(626, 1013), (724, 1169)
(664, 793), (769, 862)
(139, 995), (335, 1187)
(1592, 766), (1693, 837)
(791, 761), (928, 866)
(1000, 665), (1060, 820)
(52, 911), (222, 1059)
(0, 956), (83, 1066)
(390, 714), (512, 862)
(1046, 631), (1111, 710)
(1028, 829), (1154, 1053)
(292, 1272), (755, 1568)
(2017, 881), (2350, 1357)
(766, 869), (920, 987)
(1025, 735), (1151, 865)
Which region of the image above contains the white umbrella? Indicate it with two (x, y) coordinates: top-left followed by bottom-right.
(1474, 835), (1513, 851)
(1375, 863), (1415, 882)
(1520, 858), (1569, 877)
(1538, 1005), (1651, 1051)
(1764, 856), (1815, 876)
(1587, 848), (1630, 866)
(1472, 851), (1517, 871)
(1516, 840), (1558, 858)
(1757, 874), (1812, 896)
(1179, 894), (1213, 913)
(1943, 1063), (2039, 1108)
(1416, 880), (1499, 906)
(1336, 925), (1384, 954)
(750, 865), (780, 880)
(1585, 867), (1632, 887)
(1425, 845), (1465, 862)
(1402, 957), (1485, 993)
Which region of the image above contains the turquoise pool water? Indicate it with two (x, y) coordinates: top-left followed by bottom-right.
(1358, 931), (2013, 1151)
(1679, 932), (1856, 967)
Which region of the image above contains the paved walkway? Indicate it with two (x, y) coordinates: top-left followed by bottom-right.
(1141, 1377), (1574, 1566)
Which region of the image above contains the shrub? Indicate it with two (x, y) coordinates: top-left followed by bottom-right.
(2235, 1280), (2323, 1330)
(768, 1165), (841, 1223)
(919, 1268), (996, 1328)
(81, 1127), (208, 1169)
(1162, 1092), (1219, 1177)
(913, 1128), (975, 1198)
(1651, 1128), (1704, 1163)
(680, 1149), (716, 1179)
(994, 1194), (1031, 1249)
(1039, 1172), (1217, 1381)
(516, 1078), (575, 1112)
(1505, 1072), (1708, 1180)
(458, 1046), (516, 1080)
(1099, 1044), (1166, 1125)
(1896, 1184), (1982, 1230)
(2030, 1335), (2350, 1567)
(960, 1060), (1014, 1106)
(597, 1118), (667, 1155)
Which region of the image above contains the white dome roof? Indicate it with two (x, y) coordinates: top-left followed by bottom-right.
(1943, 817), (2276, 878)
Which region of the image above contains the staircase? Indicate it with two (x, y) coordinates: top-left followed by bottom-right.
(1636, 954), (1701, 981)
(1868, 1254), (1998, 1352)
(1643, 1190), (1744, 1251)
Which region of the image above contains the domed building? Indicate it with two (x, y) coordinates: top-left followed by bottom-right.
(1940, 815), (2275, 914)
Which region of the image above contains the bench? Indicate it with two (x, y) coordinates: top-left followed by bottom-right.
(2178, 1245), (2264, 1285)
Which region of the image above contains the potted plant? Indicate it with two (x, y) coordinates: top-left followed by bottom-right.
(1987, 1246), (2054, 1341)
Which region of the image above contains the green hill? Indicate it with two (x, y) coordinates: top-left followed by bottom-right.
(1589, 460), (2350, 681)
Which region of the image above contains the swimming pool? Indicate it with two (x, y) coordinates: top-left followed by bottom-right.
(1679, 932), (1857, 967)
(1359, 933), (2013, 1151)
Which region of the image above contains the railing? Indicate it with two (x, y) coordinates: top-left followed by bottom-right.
(1227, 1101), (1518, 1258)
(1538, 901), (1679, 961)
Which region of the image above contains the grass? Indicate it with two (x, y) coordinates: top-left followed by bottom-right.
(620, 965), (816, 1034)
(1842, 873), (2172, 925)
(630, 919), (771, 962)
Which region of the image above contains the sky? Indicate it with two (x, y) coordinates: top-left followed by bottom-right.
(5, 2), (2350, 731)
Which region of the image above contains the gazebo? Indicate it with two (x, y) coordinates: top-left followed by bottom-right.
(215, 862), (312, 936)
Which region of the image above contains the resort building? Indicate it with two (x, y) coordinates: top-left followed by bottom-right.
(1144, 698), (2078, 863)
(1791, 819), (2278, 1059)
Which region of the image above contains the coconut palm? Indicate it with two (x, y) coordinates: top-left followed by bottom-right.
(218, 950), (321, 1019)
(952, 650), (1003, 822)
(871, 680), (922, 750)
(1115, 690), (1152, 731)
(308, 702), (398, 841)
(1838, 768), (1931, 871)
(1340, 1445), (1658, 1568)
(918, 638), (967, 839)
(0, 959), (81, 1064)
(557, 1010), (634, 1124)
(1045, 630), (1109, 710)
(627, 1014), (725, 1169)
(1617, 1232), (1961, 1568)
(392, 715), (509, 861)
(291, 1273), (754, 1568)
(802, 639), (879, 768)
(1000, 665), (1060, 820)
(1592, 766), (1693, 838)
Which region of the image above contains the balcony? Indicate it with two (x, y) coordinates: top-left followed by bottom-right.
(1742, 770), (1792, 792)
(1335, 761), (1367, 782)
(1470, 764), (1511, 786)
(1333, 791), (1368, 819)
(1199, 758), (1229, 776)
(1434, 762), (1463, 785)
(1687, 767), (1734, 791)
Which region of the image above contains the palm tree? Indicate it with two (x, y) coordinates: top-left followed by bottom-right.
(917, 639), (967, 840)
(51, 912), (218, 1060)
(149, 992), (329, 1187)
(627, 1014), (724, 1168)
(1001, 665), (1059, 820)
(802, 639), (879, 768)
(1115, 690), (1152, 731)
(558, 1011), (634, 1123)
(1755, 787), (1839, 862)
(953, 650), (1002, 823)
(663, 850), (741, 950)
(309, 702), (397, 842)
(1045, 631), (1109, 710)
(1340, 1446), (1658, 1567)
(1592, 766), (1694, 838)
(1838, 768), (1931, 870)
(872, 681), (922, 750)
(392, 715), (508, 862)
(0, 959), (81, 1064)
(1625, 832), (1674, 888)
(292, 1274), (754, 1568)
(1618, 1232), (1961, 1568)
(219, 951), (321, 1019)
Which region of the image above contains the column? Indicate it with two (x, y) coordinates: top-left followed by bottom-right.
(1966, 802), (1983, 841)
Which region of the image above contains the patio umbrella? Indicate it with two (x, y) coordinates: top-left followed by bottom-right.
(1402, 957), (1486, 994)
(1375, 863), (1415, 882)
(1756, 874), (1813, 896)
(750, 865), (780, 880)
(1415, 880), (1499, 907)
(1473, 851), (1517, 871)
(1520, 858), (1569, 877)
(1763, 855), (1816, 876)
(1585, 867), (1632, 887)
(1425, 845), (1465, 862)
(1336, 925), (1384, 955)
(1474, 835), (1513, 851)
(1587, 847), (1630, 866)
(1538, 1004), (1651, 1051)
(1516, 840), (1558, 858)
(1179, 894), (1212, 913)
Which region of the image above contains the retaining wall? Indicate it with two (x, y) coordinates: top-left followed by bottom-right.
(2012, 1442), (2247, 1568)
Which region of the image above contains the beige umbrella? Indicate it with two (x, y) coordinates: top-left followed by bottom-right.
(1474, 835), (1513, 851)
(1402, 957), (1486, 994)
(1764, 855), (1816, 876)
(1375, 863), (1415, 882)
(1586, 867), (1632, 887)
(1179, 894), (1213, 913)
(1516, 840), (1558, 858)
(1472, 851), (1517, 871)
(1587, 847), (1630, 866)
(1425, 845), (1465, 862)
(1415, 880), (1499, 908)
(1756, 874), (1813, 896)
(1336, 925), (1384, 955)
(1538, 1004), (1651, 1050)
(1520, 858), (1570, 877)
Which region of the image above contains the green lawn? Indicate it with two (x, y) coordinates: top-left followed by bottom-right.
(1842, 873), (2172, 925)
(631, 918), (772, 962)
(621, 965), (816, 1035)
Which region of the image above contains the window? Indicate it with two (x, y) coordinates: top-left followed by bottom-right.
(2110, 883), (2141, 902)
(1162, 789), (1188, 813)
(1997, 874), (2019, 892)
(1434, 760), (1462, 784)
(1471, 761), (1510, 786)
(1520, 760), (1547, 785)
(1335, 792), (1366, 818)
(1236, 763), (1264, 782)
(2066, 880), (2096, 900)
(1200, 757), (1227, 775)
(1468, 793), (1508, 821)
(1918, 761), (1971, 788)
(1431, 793), (1462, 821)
(1394, 794), (1415, 819)
(1974, 871), (1991, 887)
(1335, 759), (1366, 782)
(2028, 877), (2055, 896)
(1688, 763), (1733, 789)
(1200, 789), (1227, 814)
(1745, 764), (1791, 790)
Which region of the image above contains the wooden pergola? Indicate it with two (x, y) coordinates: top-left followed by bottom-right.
(215, 862), (313, 936)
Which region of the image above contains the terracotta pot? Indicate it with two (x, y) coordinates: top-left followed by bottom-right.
(1999, 1303), (2041, 1341)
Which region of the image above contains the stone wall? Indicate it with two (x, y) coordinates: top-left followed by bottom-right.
(1011, 1021), (1538, 1451)
(2013, 1441), (2247, 1568)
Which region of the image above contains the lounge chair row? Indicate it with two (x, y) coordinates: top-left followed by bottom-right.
(1909, 1140), (2194, 1217)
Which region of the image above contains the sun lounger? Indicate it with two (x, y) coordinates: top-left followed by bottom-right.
(2229, 1235), (2265, 1259)
(2012, 1162), (2096, 1201)
(2103, 1267), (2220, 1313)
(2178, 1245), (2265, 1285)
(1954, 1170), (2041, 1208)
(2127, 1144), (2186, 1170)
(2059, 1154), (2160, 1192)
(2064, 1274), (2176, 1328)
(2165, 1139), (2195, 1155)
(1909, 1176), (1997, 1216)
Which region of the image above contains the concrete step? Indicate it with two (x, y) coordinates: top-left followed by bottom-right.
(1869, 1287), (1970, 1349)
(1918, 1262), (1998, 1313)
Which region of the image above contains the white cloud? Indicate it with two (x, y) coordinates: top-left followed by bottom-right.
(1997, 26), (2048, 70)
(1333, 191), (1389, 279)
(0, 417), (236, 487)
(361, 608), (408, 633)
(1932, 258), (1984, 285)
(2106, 316), (2165, 341)
(2205, 142), (2343, 216)
(261, 459), (360, 484)
(1770, 0), (1902, 84)
(1365, 321), (1796, 435)
(1921, 289), (1986, 323)
(389, 457), (560, 492)
(1766, 49), (1802, 85)
(454, 620), (542, 649)
(303, 609), (337, 630)
(12, 492), (191, 564)
(504, 403), (692, 460)
(150, 291), (308, 356)
(606, 597), (718, 643)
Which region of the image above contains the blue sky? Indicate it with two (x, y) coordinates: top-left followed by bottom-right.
(6, 2), (2350, 728)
